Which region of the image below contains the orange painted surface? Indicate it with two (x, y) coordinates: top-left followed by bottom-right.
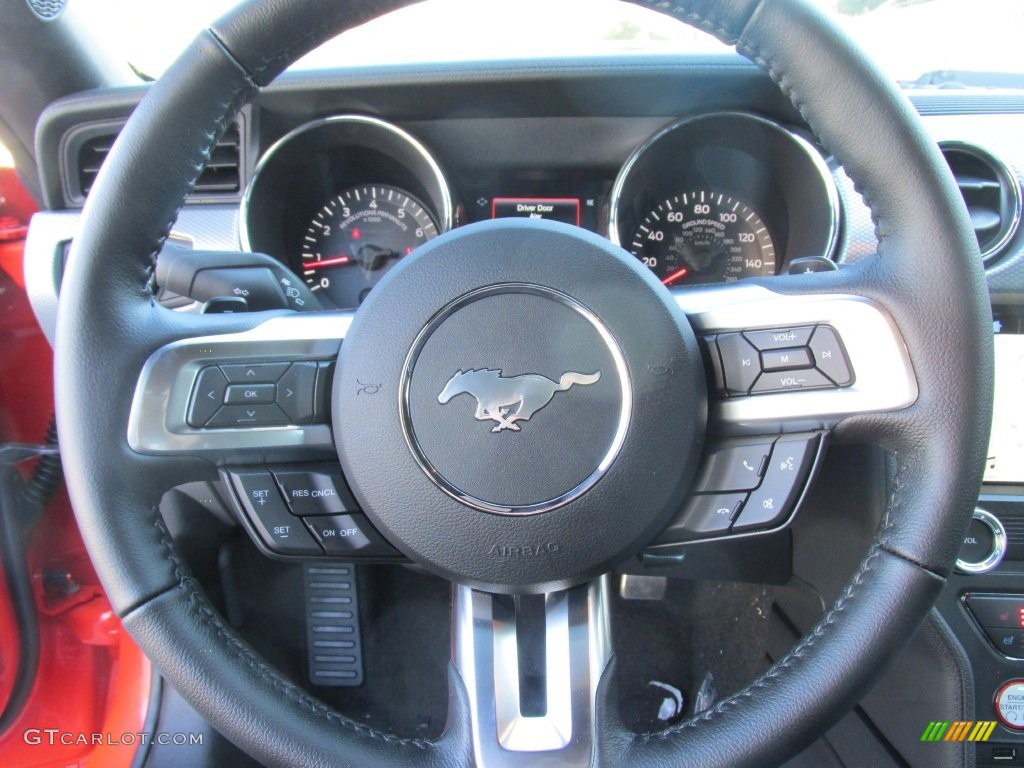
(0, 169), (154, 768)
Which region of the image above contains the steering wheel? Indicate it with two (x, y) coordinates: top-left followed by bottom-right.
(54, 0), (993, 765)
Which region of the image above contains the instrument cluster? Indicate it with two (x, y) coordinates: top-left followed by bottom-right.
(241, 112), (839, 309)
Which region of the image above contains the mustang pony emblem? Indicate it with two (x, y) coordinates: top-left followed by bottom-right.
(437, 369), (601, 432)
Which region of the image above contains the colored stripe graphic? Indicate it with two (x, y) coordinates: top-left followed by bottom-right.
(921, 722), (949, 741)
(944, 721), (969, 741)
(920, 721), (996, 742)
(969, 721), (997, 742)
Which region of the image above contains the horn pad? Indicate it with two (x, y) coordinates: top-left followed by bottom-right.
(334, 219), (706, 593)
(403, 283), (629, 514)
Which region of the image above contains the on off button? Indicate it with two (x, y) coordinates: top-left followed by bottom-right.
(995, 680), (1024, 730)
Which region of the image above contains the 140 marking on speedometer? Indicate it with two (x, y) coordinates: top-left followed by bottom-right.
(630, 190), (777, 285)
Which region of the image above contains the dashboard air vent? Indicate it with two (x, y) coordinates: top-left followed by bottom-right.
(76, 132), (115, 198)
(193, 123), (242, 195)
(939, 141), (1021, 264)
(73, 120), (242, 203)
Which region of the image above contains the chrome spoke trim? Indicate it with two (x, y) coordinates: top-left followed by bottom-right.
(127, 311), (352, 456)
(454, 578), (611, 768)
(675, 283), (918, 433)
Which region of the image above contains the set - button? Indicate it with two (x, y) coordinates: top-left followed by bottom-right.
(705, 324), (853, 397)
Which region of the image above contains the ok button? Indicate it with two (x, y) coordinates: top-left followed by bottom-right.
(224, 383), (276, 405)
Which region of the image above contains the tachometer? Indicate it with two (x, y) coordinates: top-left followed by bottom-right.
(301, 184), (439, 307)
(630, 190), (776, 285)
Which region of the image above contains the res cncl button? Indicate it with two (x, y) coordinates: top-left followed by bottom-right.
(272, 467), (360, 516)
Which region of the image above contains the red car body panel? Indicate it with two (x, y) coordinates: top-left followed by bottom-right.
(0, 167), (151, 768)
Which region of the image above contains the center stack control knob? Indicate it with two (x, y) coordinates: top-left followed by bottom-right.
(956, 508), (1007, 575)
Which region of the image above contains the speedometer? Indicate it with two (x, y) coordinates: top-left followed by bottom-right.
(300, 184), (439, 308)
(629, 190), (776, 285)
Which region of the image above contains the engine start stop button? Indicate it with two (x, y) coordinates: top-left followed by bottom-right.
(995, 680), (1024, 730)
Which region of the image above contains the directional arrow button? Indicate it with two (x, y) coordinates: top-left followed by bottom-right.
(276, 363), (317, 423)
(207, 404), (289, 427)
(187, 367), (228, 427)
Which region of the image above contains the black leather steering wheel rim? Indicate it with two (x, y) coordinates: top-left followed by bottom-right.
(54, 0), (993, 766)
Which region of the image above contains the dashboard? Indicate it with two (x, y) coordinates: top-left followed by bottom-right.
(26, 56), (1024, 474)
(29, 57), (1024, 489)
(20, 54), (1024, 764)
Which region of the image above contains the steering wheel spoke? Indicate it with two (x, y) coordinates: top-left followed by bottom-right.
(454, 579), (611, 768)
(642, 278), (918, 550)
(128, 310), (352, 459)
(127, 308), (417, 562)
(674, 279), (917, 434)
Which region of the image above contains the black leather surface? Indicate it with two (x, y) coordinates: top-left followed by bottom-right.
(54, 29), (270, 615)
(54, 0), (992, 766)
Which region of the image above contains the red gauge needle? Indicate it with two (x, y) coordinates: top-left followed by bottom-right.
(661, 266), (689, 285)
(305, 255), (352, 270)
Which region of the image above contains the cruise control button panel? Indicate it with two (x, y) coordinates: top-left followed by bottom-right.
(186, 360), (332, 429)
(224, 464), (404, 562)
(650, 432), (822, 546)
(709, 325), (853, 396)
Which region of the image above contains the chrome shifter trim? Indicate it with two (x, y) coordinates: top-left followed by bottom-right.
(493, 592), (572, 750)
(454, 578), (611, 767)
